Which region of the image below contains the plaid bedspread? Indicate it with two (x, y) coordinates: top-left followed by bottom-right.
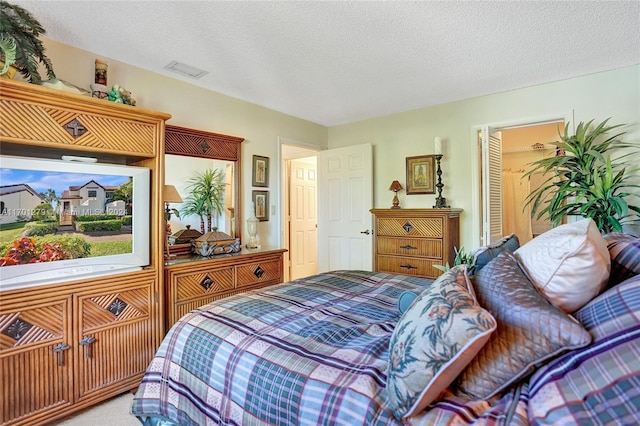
(132, 270), (528, 426)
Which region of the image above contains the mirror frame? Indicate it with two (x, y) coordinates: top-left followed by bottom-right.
(165, 125), (244, 239)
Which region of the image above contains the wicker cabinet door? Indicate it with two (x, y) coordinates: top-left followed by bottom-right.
(0, 297), (72, 426)
(0, 80), (169, 157)
(74, 278), (155, 401)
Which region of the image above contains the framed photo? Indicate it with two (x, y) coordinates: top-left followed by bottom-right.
(252, 155), (269, 187)
(405, 155), (436, 194)
(252, 190), (269, 221)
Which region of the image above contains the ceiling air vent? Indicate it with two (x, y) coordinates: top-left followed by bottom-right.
(163, 61), (208, 79)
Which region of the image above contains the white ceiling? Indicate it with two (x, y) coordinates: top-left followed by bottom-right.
(12, 1), (640, 127)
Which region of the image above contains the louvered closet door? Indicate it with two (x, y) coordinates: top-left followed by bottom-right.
(74, 277), (155, 401)
(0, 297), (72, 425)
(481, 127), (503, 244)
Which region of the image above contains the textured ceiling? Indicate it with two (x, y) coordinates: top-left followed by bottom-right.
(11, 1), (640, 126)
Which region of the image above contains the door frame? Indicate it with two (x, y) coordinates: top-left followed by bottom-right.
(470, 111), (573, 247)
(279, 137), (319, 282)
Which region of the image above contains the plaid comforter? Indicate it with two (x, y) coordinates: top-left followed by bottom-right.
(131, 270), (528, 425)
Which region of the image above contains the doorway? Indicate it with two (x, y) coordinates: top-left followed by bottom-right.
(478, 118), (567, 245)
(281, 144), (318, 282)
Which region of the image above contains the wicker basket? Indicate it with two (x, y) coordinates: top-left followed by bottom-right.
(191, 231), (241, 256)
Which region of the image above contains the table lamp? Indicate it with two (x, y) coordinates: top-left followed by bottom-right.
(163, 184), (183, 258)
(389, 180), (403, 209)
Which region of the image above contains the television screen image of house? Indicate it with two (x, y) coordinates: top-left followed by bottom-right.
(0, 167), (135, 266)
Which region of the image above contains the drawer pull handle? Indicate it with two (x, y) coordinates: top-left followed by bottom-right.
(79, 336), (96, 359)
(400, 244), (417, 250)
(53, 343), (70, 366)
(400, 264), (417, 270)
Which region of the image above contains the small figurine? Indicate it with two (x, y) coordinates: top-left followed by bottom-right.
(108, 84), (123, 103)
(94, 59), (108, 85)
(119, 87), (136, 106)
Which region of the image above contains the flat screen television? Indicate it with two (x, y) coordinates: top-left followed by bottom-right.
(0, 155), (150, 290)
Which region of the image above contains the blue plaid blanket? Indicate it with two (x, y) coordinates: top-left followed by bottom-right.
(132, 270), (532, 425)
(132, 271), (429, 425)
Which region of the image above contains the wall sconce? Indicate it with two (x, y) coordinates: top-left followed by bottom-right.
(163, 184), (183, 258)
(389, 180), (403, 209)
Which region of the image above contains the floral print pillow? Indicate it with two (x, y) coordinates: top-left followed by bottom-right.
(386, 265), (496, 420)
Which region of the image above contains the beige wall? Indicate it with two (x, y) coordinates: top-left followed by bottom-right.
(27, 39), (640, 251)
(328, 65), (640, 248)
(36, 38), (328, 248)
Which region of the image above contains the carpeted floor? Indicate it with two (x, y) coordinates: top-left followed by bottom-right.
(49, 392), (139, 426)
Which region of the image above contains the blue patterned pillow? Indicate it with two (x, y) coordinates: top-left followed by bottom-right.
(472, 233), (520, 273)
(387, 266), (496, 419)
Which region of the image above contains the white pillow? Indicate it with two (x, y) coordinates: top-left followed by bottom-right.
(514, 218), (610, 313)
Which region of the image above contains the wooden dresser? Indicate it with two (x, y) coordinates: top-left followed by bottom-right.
(370, 208), (462, 279)
(164, 248), (286, 331)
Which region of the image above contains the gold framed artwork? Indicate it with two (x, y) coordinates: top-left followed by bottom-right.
(252, 155), (269, 187)
(406, 155), (436, 194)
(252, 190), (269, 221)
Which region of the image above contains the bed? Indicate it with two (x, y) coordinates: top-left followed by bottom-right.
(132, 222), (640, 425)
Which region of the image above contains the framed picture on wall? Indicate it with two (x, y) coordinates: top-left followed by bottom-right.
(252, 190), (269, 221)
(405, 155), (436, 194)
(252, 155), (269, 187)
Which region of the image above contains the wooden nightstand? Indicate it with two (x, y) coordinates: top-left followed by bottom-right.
(370, 208), (462, 279)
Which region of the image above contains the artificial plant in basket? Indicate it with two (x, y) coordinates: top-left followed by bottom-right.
(0, 1), (56, 83)
(523, 118), (640, 233)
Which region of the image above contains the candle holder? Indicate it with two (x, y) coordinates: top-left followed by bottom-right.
(433, 154), (450, 209)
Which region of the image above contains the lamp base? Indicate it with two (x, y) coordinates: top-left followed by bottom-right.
(391, 193), (400, 209)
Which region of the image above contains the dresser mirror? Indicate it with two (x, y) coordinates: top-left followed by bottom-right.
(164, 125), (244, 243)
(165, 154), (237, 237)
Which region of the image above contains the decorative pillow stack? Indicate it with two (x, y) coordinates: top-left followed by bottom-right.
(514, 218), (610, 313)
(386, 266), (496, 419)
(454, 251), (592, 399)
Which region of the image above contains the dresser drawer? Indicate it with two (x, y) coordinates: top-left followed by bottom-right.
(377, 217), (444, 238)
(236, 257), (283, 288)
(376, 255), (439, 278)
(377, 237), (443, 258)
(174, 267), (235, 302)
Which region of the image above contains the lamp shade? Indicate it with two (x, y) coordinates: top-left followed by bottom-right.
(389, 180), (403, 192)
(164, 184), (183, 203)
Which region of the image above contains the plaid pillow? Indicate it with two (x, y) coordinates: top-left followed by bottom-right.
(603, 232), (640, 287)
(528, 275), (640, 424)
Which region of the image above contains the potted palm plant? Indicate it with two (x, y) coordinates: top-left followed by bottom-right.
(0, 1), (56, 84)
(181, 168), (226, 234)
(523, 118), (640, 233)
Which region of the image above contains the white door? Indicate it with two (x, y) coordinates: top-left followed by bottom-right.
(317, 144), (373, 272)
(289, 158), (318, 280)
(480, 127), (503, 245)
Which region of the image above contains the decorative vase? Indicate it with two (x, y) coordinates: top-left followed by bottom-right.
(246, 202), (260, 249)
